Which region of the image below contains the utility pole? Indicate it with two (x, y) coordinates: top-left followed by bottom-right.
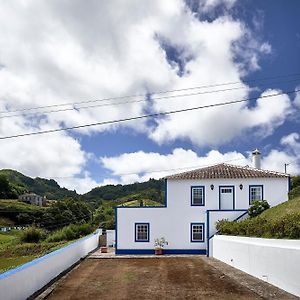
(284, 163), (289, 174)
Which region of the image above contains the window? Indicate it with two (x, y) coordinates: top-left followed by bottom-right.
(221, 188), (232, 193)
(249, 185), (263, 204)
(191, 223), (204, 242)
(135, 223), (149, 242)
(191, 186), (205, 206)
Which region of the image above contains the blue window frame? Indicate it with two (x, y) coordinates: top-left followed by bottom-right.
(190, 223), (205, 242)
(191, 186), (205, 206)
(135, 223), (150, 242)
(249, 185), (264, 204)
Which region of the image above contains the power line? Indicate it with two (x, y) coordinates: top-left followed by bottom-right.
(0, 85), (249, 119)
(1, 72), (300, 115)
(0, 89), (298, 140)
(1, 76), (299, 120)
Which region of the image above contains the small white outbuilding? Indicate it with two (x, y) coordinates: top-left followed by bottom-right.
(115, 152), (290, 256)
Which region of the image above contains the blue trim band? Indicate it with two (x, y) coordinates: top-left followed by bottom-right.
(116, 249), (206, 255)
(115, 207), (118, 251)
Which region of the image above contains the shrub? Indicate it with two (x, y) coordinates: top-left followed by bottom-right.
(20, 226), (46, 243)
(46, 223), (94, 243)
(248, 200), (270, 218)
(288, 186), (300, 200)
(216, 213), (300, 239)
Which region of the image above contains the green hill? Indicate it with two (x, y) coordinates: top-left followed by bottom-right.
(0, 169), (79, 200)
(83, 178), (164, 203)
(120, 199), (163, 207)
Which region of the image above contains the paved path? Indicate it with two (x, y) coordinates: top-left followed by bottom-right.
(41, 256), (296, 300)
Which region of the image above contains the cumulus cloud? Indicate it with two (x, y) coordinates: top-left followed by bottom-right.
(150, 89), (293, 146)
(100, 148), (250, 184)
(0, 0), (282, 142)
(0, 0), (295, 191)
(100, 136), (300, 184)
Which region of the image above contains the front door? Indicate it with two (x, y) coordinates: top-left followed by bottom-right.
(219, 186), (234, 210)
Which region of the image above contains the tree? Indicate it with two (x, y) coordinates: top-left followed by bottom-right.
(0, 175), (17, 199)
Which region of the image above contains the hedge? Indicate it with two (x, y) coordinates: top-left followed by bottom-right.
(216, 213), (300, 239)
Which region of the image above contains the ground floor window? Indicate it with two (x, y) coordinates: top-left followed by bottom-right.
(191, 223), (204, 242)
(135, 223), (149, 242)
(249, 185), (263, 204)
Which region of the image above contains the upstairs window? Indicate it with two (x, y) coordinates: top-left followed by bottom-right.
(135, 223), (149, 242)
(249, 185), (263, 204)
(191, 223), (204, 242)
(191, 186), (205, 206)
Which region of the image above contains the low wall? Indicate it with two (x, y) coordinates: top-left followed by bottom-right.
(212, 235), (300, 297)
(0, 230), (100, 300)
(106, 230), (115, 247)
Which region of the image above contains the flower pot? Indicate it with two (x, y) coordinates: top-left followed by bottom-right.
(155, 248), (163, 255)
(100, 246), (108, 253)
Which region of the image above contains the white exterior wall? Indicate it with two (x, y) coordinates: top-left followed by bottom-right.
(0, 231), (100, 300)
(116, 177), (289, 253)
(106, 230), (115, 247)
(212, 235), (300, 297)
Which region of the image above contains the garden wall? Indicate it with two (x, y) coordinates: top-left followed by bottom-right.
(0, 230), (100, 300)
(212, 235), (300, 297)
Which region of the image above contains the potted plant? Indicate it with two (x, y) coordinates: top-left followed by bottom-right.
(154, 237), (168, 255)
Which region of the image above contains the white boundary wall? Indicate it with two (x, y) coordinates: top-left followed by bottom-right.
(0, 230), (100, 300)
(212, 235), (300, 297)
(106, 230), (115, 247)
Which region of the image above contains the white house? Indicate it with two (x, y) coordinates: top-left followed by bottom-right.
(115, 151), (290, 255)
(19, 193), (46, 207)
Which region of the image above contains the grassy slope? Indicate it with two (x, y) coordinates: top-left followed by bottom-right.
(217, 196), (300, 239)
(0, 230), (69, 273)
(0, 199), (45, 212)
(122, 199), (163, 207)
(259, 196), (300, 221)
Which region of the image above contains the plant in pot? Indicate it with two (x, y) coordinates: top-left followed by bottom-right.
(154, 237), (168, 255)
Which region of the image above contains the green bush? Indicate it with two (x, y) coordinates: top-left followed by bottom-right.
(20, 226), (46, 243)
(46, 223), (94, 243)
(248, 200), (270, 218)
(289, 186), (300, 200)
(216, 213), (300, 239)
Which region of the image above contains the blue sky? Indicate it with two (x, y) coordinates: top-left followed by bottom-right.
(0, 0), (299, 193)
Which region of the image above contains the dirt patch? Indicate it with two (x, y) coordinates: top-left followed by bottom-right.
(46, 257), (265, 300)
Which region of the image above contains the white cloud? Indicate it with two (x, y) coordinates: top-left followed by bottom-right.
(100, 148), (250, 184)
(150, 89), (293, 146)
(0, 116), (100, 194)
(0, 1), (295, 191)
(0, 0), (283, 144)
(100, 137), (300, 184)
(294, 86), (300, 107)
(57, 172), (101, 194)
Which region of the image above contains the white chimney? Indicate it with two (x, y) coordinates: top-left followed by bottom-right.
(252, 148), (261, 169)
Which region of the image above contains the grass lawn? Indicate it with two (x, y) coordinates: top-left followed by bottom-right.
(0, 230), (70, 274)
(259, 196), (300, 221)
(0, 256), (37, 273)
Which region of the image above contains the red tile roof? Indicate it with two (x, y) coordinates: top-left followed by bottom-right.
(165, 163), (288, 180)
